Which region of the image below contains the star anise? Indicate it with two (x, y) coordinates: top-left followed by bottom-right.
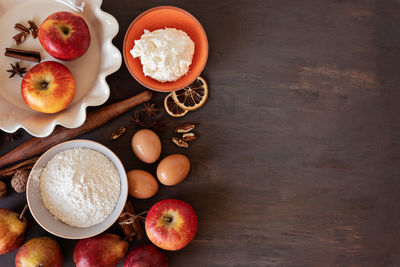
(5, 131), (21, 143)
(7, 62), (26, 78)
(147, 119), (165, 133)
(129, 112), (146, 128)
(142, 103), (159, 118)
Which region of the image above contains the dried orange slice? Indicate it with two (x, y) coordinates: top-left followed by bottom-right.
(164, 93), (189, 117)
(172, 77), (208, 111)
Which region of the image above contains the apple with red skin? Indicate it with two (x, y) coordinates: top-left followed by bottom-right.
(145, 199), (197, 251)
(21, 61), (75, 113)
(39, 11), (91, 61)
(124, 244), (168, 267)
(73, 233), (129, 267)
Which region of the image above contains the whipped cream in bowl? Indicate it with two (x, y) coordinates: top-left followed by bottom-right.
(130, 27), (195, 82)
(123, 6), (209, 92)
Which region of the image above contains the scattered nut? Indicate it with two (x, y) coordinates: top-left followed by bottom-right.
(110, 126), (126, 140)
(11, 169), (29, 193)
(13, 32), (27, 45)
(182, 132), (197, 141)
(175, 123), (195, 133)
(0, 181), (7, 199)
(172, 137), (189, 148)
(28, 20), (38, 38)
(14, 23), (30, 34)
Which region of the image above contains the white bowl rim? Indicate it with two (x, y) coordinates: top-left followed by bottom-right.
(26, 139), (128, 239)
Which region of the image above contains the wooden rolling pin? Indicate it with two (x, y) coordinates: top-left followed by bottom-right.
(0, 90), (152, 169)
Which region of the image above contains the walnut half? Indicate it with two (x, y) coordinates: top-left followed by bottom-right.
(172, 137), (189, 148)
(175, 123), (195, 133)
(182, 133), (197, 141)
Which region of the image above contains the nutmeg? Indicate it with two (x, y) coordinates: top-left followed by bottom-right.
(11, 169), (29, 193)
(0, 181), (7, 199)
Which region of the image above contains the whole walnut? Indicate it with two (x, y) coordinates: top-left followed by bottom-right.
(11, 169), (29, 193)
(0, 181), (6, 199)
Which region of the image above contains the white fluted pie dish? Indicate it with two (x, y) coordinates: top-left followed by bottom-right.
(0, 0), (121, 137)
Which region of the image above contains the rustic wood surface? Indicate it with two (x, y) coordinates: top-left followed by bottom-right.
(1, 0), (400, 266)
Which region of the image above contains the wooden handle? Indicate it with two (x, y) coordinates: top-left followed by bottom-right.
(0, 90), (152, 169)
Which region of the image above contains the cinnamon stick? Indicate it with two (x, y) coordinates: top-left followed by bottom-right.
(119, 214), (135, 242)
(118, 200), (144, 241)
(0, 90), (152, 169)
(126, 201), (145, 240)
(0, 156), (38, 177)
(1, 163), (35, 177)
(5, 48), (41, 62)
(118, 203), (136, 242)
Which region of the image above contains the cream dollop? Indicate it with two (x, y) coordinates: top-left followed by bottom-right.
(130, 27), (195, 82)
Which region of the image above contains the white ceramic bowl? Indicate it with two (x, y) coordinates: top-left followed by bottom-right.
(0, 0), (122, 137)
(26, 139), (128, 239)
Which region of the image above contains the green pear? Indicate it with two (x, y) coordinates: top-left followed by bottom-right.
(0, 207), (27, 254)
(15, 236), (63, 267)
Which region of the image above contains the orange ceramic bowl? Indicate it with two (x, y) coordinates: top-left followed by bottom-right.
(123, 6), (208, 92)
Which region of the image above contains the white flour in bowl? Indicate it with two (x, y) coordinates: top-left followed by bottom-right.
(39, 148), (120, 228)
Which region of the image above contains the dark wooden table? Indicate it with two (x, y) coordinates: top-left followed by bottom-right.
(2, 0), (400, 266)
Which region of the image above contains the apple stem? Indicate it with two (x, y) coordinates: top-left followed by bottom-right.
(19, 204), (28, 221)
(162, 215), (173, 223)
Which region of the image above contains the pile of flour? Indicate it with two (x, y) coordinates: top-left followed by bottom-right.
(40, 148), (120, 227)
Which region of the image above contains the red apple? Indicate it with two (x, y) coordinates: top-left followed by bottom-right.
(39, 11), (91, 60)
(145, 199), (197, 251)
(73, 233), (129, 267)
(124, 244), (168, 267)
(21, 61), (75, 113)
(15, 236), (63, 267)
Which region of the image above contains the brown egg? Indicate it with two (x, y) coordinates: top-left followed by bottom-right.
(127, 170), (158, 199)
(156, 154), (190, 186)
(131, 129), (161, 163)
